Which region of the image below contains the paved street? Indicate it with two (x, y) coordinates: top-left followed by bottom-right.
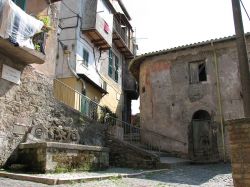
(0, 163), (233, 187)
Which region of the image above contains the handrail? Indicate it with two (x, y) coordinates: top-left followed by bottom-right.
(107, 115), (186, 146)
(53, 79), (106, 122)
(113, 17), (127, 45)
(54, 78), (102, 106)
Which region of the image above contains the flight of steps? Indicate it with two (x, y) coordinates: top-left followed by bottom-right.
(122, 133), (190, 169)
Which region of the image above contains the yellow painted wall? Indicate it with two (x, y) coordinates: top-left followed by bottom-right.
(54, 77), (105, 111)
(99, 78), (123, 119)
(84, 81), (103, 101)
(54, 76), (123, 119)
(54, 77), (81, 111)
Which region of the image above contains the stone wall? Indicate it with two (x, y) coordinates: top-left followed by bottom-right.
(106, 136), (159, 169)
(0, 58), (106, 167)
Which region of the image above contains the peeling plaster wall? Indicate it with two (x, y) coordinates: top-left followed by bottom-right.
(139, 39), (250, 160)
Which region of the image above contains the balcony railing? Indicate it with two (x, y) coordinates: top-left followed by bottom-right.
(112, 17), (136, 58)
(113, 18), (128, 45)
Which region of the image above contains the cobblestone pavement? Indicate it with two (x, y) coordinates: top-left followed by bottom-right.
(0, 163), (233, 187)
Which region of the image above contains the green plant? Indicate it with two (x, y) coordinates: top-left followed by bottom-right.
(37, 15), (52, 32)
(99, 106), (117, 124)
(34, 44), (41, 52)
(54, 166), (71, 173)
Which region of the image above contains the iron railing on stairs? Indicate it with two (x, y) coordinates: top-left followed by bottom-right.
(53, 79), (186, 154)
(105, 115), (187, 154)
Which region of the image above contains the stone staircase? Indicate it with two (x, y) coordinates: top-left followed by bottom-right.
(108, 130), (190, 169)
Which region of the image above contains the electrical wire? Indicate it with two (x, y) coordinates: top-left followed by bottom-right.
(240, 0), (250, 22)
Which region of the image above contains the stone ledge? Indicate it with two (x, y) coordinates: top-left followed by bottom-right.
(19, 142), (109, 152)
(0, 169), (169, 185)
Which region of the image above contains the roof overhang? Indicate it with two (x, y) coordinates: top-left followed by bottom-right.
(78, 74), (108, 95)
(129, 32), (250, 82)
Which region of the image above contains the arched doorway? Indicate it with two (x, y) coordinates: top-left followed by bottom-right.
(189, 110), (219, 162)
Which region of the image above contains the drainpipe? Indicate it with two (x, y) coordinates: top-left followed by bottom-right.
(211, 42), (226, 163)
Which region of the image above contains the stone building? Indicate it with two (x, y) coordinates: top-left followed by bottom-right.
(129, 33), (250, 162)
(54, 0), (138, 122)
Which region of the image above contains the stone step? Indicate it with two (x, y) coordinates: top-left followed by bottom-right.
(158, 157), (190, 168)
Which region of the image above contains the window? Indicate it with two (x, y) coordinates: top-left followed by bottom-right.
(82, 49), (89, 67)
(108, 49), (119, 82)
(114, 55), (119, 82)
(189, 61), (207, 84)
(13, 0), (26, 10)
(108, 49), (113, 76)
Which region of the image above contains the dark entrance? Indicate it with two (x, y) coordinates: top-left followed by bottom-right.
(189, 110), (219, 162)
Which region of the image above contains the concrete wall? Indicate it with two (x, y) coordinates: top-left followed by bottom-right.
(139, 38), (250, 160)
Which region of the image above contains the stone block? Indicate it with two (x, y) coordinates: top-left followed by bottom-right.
(18, 142), (109, 173)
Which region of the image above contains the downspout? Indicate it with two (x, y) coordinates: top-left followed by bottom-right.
(211, 42), (226, 162)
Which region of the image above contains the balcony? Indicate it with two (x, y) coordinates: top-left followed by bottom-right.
(113, 16), (134, 59)
(81, 13), (113, 50)
(0, 37), (45, 65)
(0, 0), (46, 64)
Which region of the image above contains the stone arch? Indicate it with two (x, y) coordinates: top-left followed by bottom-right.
(192, 110), (211, 120)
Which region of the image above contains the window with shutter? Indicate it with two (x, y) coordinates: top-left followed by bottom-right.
(115, 55), (119, 82)
(108, 49), (113, 77)
(189, 61), (207, 84)
(83, 49), (89, 67)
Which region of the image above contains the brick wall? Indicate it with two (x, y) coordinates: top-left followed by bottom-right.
(228, 119), (250, 187)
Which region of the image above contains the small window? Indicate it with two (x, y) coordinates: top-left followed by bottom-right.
(82, 49), (89, 67)
(189, 61), (207, 84)
(13, 0), (26, 10)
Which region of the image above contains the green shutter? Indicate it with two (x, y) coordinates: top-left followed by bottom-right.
(108, 49), (113, 77)
(13, 0), (26, 10)
(83, 49), (89, 67)
(115, 56), (119, 82)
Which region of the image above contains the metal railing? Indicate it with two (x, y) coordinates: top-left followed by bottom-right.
(53, 79), (186, 154)
(113, 18), (128, 45)
(53, 79), (106, 122)
(105, 115), (187, 154)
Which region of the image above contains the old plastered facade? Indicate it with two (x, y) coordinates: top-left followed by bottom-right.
(55, 0), (138, 121)
(129, 34), (250, 162)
